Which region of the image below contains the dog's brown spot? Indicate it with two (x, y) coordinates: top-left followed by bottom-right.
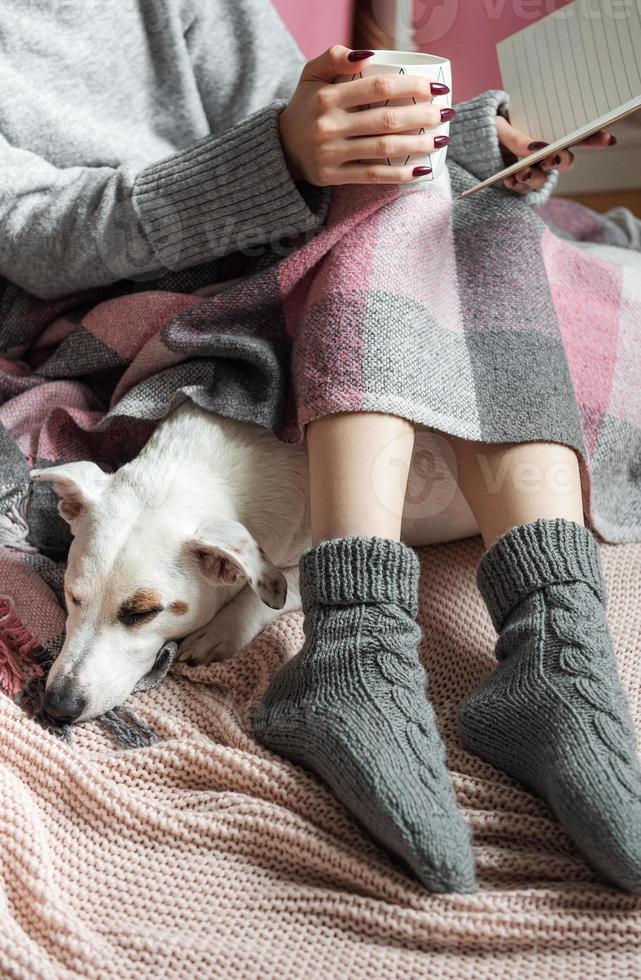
(118, 588), (164, 627)
(170, 600), (189, 616)
(124, 588), (162, 613)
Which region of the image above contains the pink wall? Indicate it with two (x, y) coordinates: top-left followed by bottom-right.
(413, 0), (574, 102)
(272, 0), (354, 58)
(273, 0), (575, 103)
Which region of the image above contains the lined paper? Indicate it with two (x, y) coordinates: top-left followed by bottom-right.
(460, 0), (641, 197)
(497, 0), (641, 142)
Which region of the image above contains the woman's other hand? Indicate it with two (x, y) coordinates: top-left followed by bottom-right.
(496, 115), (617, 194)
(278, 45), (453, 186)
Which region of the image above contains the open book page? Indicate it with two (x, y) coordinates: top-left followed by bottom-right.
(460, 0), (641, 198)
(497, 0), (641, 141)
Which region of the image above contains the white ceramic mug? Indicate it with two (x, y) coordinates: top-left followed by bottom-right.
(337, 50), (453, 182)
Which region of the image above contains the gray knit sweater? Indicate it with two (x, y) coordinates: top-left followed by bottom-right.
(0, 0), (548, 300)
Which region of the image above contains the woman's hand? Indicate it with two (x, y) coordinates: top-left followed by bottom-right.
(496, 115), (617, 194)
(278, 45), (454, 186)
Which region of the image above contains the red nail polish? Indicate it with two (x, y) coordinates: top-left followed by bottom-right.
(434, 135), (450, 148)
(348, 49), (375, 62)
(551, 154), (562, 166)
(412, 166), (433, 177)
(430, 82), (450, 95)
(440, 108), (456, 122)
(528, 141), (549, 150)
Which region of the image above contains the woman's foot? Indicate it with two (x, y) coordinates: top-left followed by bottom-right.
(460, 517), (641, 892)
(253, 536), (476, 893)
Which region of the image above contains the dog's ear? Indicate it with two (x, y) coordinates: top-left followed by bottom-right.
(186, 520), (287, 610)
(30, 462), (111, 528)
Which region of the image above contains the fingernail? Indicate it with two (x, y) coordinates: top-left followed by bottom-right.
(434, 135), (450, 148)
(440, 108), (456, 122)
(412, 166), (433, 177)
(608, 135), (618, 146)
(551, 154), (562, 166)
(348, 49), (375, 62)
(430, 82), (450, 95)
(528, 141), (549, 150)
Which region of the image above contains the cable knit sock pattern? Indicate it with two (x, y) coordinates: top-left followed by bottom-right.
(459, 517), (641, 892)
(253, 536), (476, 893)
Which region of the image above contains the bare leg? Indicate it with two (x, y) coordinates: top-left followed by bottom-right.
(443, 437), (585, 548)
(306, 412), (415, 543)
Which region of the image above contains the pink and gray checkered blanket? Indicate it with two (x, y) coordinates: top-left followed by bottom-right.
(0, 173), (639, 744)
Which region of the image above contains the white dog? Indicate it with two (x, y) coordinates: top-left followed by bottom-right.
(31, 402), (478, 723)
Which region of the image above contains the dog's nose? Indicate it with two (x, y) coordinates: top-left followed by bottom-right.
(44, 689), (87, 724)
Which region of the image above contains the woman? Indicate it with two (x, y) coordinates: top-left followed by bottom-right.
(1, 0), (639, 894)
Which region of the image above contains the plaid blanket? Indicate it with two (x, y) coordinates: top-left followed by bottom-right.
(0, 170), (639, 744)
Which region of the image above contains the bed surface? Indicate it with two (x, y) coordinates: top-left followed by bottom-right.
(2, 535), (640, 979)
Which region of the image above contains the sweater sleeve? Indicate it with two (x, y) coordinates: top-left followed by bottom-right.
(0, 0), (330, 301)
(131, 98), (330, 279)
(448, 89), (559, 207)
(0, 136), (156, 300)
(135, 0), (332, 278)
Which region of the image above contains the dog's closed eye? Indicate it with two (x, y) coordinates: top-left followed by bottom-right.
(118, 589), (164, 628)
(64, 587), (82, 608)
(118, 607), (163, 628)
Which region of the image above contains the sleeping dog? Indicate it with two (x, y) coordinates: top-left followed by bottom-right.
(31, 402), (478, 723)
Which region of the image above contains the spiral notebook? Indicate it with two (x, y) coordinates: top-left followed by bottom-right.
(460, 0), (641, 198)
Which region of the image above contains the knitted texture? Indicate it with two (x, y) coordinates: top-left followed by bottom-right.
(0, 0), (325, 297)
(253, 536), (476, 894)
(446, 89), (559, 207)
(476, 517), (606, 630)
(0, 0), (569, 299)
(133, 100), (324, 273)
(460, 518), (641, 893)
(0, 192), (638, 591)
(0, 0), (639, 580)
(0, 537), (641, 980)
(1, 538), (641, 976)
(298, 536), (421, 613)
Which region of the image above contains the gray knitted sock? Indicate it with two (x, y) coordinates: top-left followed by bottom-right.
(460, 517), (641, 892)
(253, 536), (476, 893)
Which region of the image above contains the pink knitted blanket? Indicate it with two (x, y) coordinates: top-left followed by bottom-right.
(1, 536), (640, 978)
